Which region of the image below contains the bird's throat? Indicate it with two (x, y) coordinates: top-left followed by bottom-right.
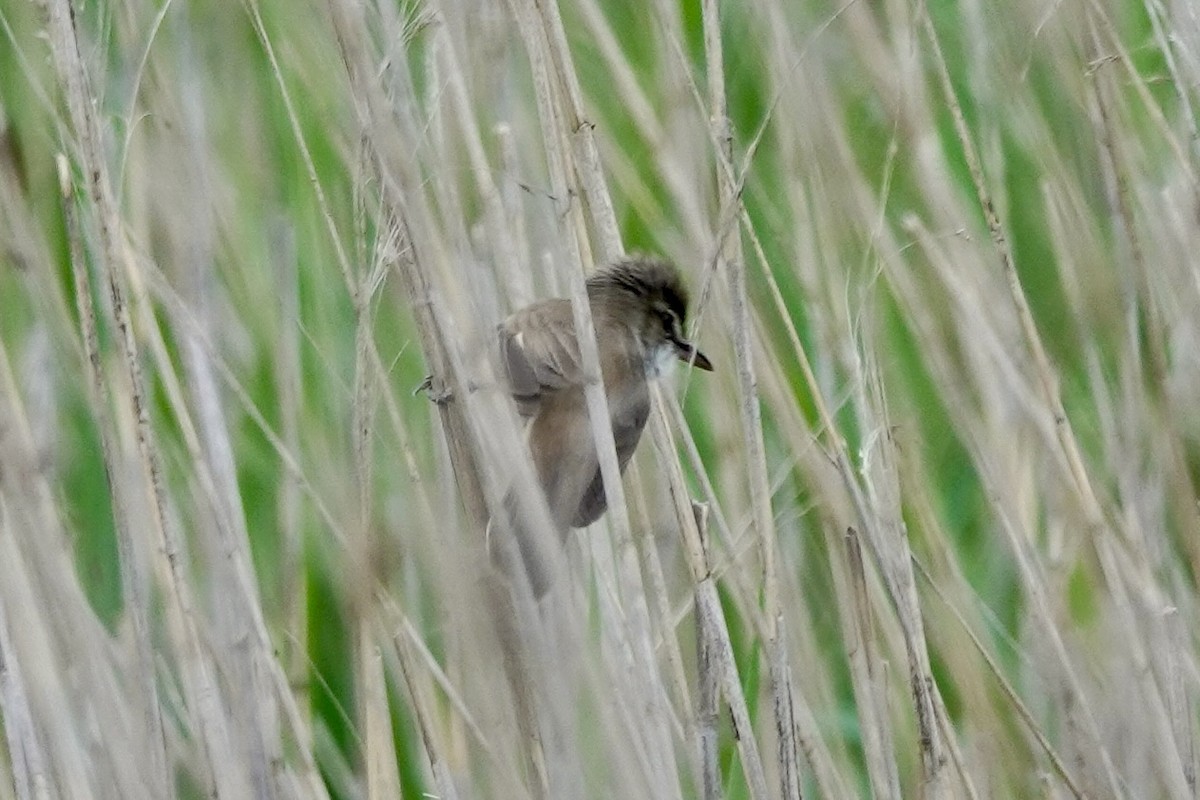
(646, 342), (679, 379)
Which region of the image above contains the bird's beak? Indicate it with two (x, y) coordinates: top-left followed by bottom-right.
(674, 339), (713, 371)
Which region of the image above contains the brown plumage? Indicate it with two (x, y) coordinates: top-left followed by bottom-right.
(496, 256), (712, 594)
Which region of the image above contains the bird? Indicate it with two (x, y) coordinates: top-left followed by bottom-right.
(494, 256), (712, 594)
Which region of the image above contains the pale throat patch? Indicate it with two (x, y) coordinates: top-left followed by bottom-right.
(646, 341), (679, 379)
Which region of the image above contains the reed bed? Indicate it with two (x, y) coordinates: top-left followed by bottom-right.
(1, 0), (1198, 797)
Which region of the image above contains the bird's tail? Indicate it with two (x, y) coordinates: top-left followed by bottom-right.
(489, 488), (567, 598)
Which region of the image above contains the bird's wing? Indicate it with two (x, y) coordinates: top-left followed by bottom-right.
(498, 299), (585, 417)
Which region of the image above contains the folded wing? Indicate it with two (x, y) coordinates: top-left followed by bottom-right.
(498, 299), (586, 418)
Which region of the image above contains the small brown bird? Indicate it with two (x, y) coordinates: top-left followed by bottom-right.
(496, 256), (712, 593)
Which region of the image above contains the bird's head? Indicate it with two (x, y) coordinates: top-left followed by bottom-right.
(586, 257), (714, 373)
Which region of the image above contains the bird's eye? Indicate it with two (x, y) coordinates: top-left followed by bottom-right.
(658, 309), (677, 334)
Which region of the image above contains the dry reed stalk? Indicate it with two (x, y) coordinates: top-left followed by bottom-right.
(56, 149), (167, 799)
(650, 389), (770, 800)
(699, 0), (804, 797)
(913, 558), (1090, 799)
(693, 503), (721, 800)
(0, 563), (51, 800)
(919, 4), (1107, 535)
(394, 620), (463, 800)
(0, 334), (144, 798)
(901, 213), (1124, 795)
(43, 0), (254, 795)
(842, 528), (902, 800)
(360, 629), (403, 800)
